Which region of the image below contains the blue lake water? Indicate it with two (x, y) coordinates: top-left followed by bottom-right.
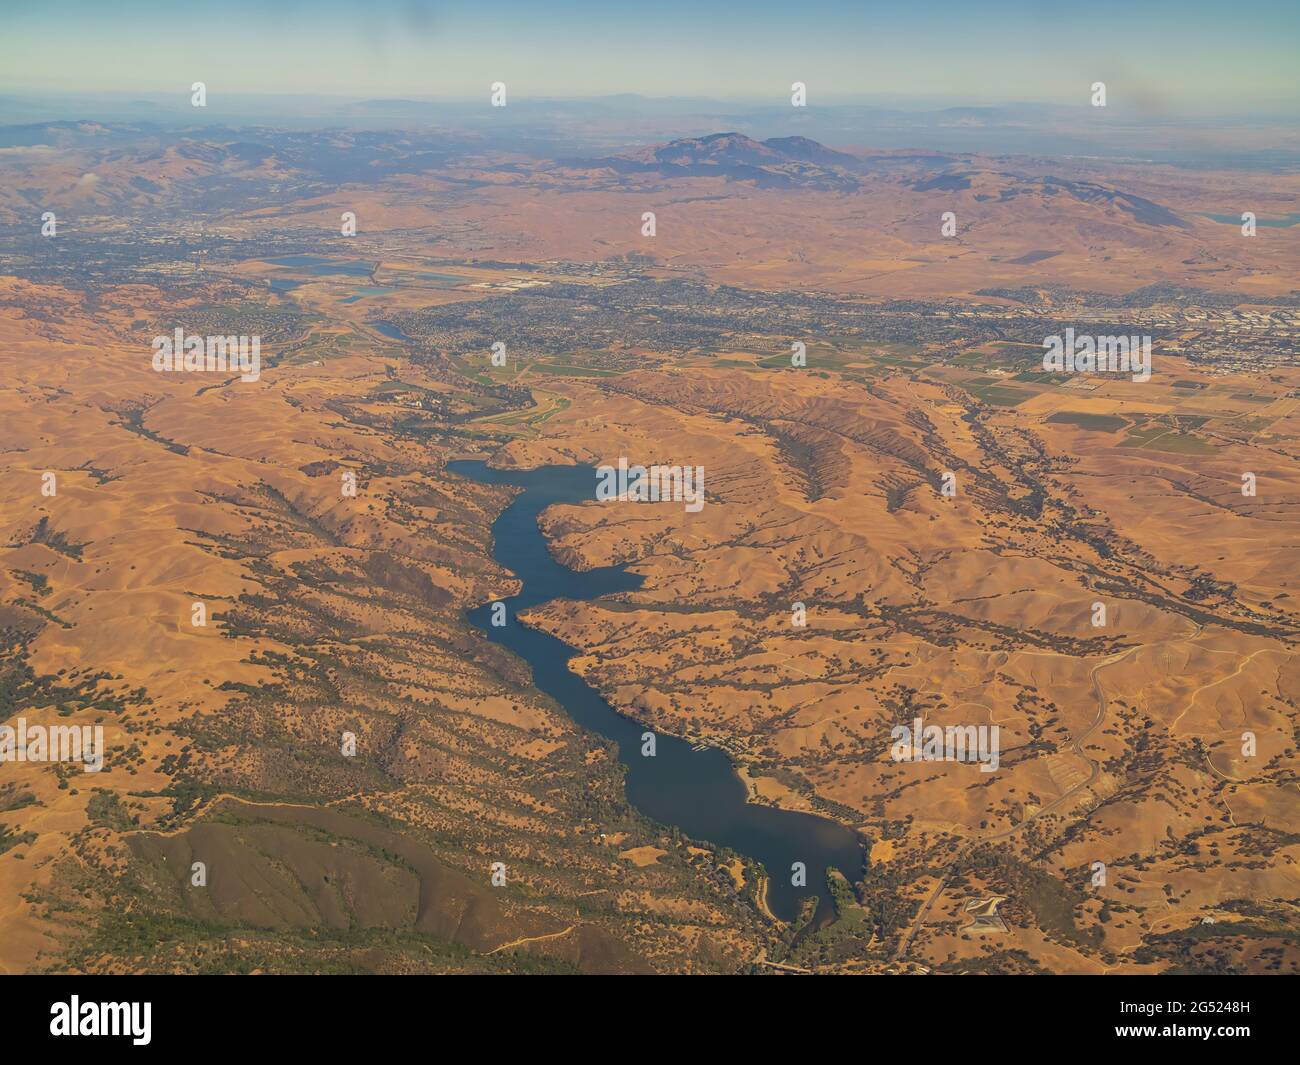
(262, 255), (376, 277)
(1199, 211), (1300, 228)
(447, 460), (865, 924)
(340, 288), (396, 303)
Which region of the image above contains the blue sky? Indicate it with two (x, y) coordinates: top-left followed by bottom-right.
(3, 0), (1297, 112)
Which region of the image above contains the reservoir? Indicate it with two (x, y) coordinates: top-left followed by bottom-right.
(262, 255), (377, 276)
(448, 460), (864, 924)
(374, 321), (410, 341)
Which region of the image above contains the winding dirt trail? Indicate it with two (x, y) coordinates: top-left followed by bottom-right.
(485, 925), (577, 955)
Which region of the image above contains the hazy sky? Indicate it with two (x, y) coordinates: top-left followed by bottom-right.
(4, 0), (1297, 112)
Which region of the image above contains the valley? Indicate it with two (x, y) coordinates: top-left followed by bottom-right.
(0, 121), (1297, 975)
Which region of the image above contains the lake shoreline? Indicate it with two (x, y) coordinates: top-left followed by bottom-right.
(449, 458), (866, 924)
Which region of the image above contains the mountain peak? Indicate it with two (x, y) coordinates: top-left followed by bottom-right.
(588, 132), (864, 190)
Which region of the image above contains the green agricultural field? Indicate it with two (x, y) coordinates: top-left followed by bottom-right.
(757, 344), (843, 368)
(1045, 411), (1127, 432)
(967, 382), (1033, 407)
(1118, 424), (1166, 445)
(527, 362), (619, 378)
(1119, 428), (1218, 454)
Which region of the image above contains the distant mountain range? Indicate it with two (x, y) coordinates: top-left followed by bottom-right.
(581, 132), (867, 191)
(0, 122), (1193, 232)
(577, 131), (1192, 228)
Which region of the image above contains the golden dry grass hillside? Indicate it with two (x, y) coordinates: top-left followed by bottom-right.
(1, 123), (1297, 975)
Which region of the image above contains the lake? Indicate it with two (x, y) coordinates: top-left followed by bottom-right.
(1199, 211), (1300, 228)
(262, 255), (377, 276)
(447, 459), (864, 924)
(374, 321), (413, 341)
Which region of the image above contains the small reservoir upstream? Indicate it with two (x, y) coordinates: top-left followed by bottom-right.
(448, 460), (864, 924)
